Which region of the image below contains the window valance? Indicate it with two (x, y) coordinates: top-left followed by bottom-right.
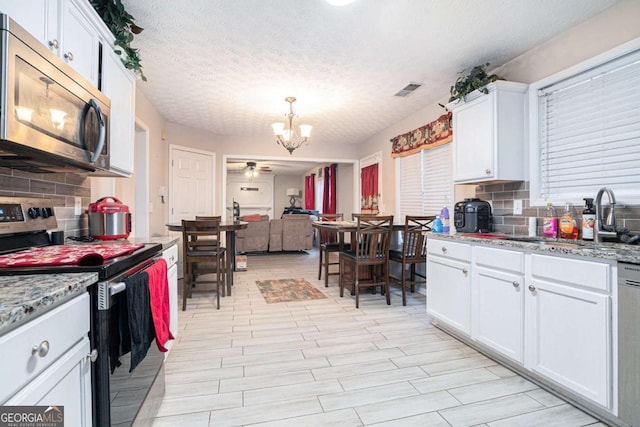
(390, 112), (452, 158)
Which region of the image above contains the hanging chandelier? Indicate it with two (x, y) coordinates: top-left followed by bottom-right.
(245, 162), (259, 179)
(272, 97), (312, 155)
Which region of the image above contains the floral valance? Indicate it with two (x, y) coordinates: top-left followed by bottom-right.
(390, 112), (452, 158)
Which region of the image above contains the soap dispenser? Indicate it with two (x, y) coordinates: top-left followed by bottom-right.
(559, 203), (578, 240)
(582, 198), (596, 241)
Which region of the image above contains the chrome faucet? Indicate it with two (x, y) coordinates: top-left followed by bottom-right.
(594, 187), (617, 243)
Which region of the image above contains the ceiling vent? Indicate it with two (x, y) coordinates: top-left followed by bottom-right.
(394, 82), (423, 97)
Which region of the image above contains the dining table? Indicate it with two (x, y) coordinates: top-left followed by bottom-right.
(166, 220), (248, 296)
(312, 219), (408, 289)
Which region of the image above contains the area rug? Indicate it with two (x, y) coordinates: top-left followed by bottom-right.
(255, 278), (326, 303)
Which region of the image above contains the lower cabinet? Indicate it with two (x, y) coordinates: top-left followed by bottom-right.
(427, 237), (614, 411)
(473, 266), (525, 363)
(0, 292), (92, 426)
(527, 261), (611, 408)
(7, 337), (92, 426)
(162, 243), (179, 351)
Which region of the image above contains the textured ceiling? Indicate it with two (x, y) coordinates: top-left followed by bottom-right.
(125, 0), (618, 155)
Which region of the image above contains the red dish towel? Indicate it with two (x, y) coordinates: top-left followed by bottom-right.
(0, 243), (145, 267)
(145, 258), (174, 352)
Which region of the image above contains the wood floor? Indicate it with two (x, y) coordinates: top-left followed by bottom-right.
(144, 249), (605, 426)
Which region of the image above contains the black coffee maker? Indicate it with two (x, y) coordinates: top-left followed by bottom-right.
(454, 198), (492, 233)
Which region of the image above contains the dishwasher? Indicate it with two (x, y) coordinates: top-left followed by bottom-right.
(618, 262), (640, 427)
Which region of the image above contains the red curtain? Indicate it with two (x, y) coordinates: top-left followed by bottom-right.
(361, 164), (379, 214)
(321, 164), (337, 214)
(304, 174), (315, 209)
(322, 166), (330, 213)
(328, 164), (337, 214)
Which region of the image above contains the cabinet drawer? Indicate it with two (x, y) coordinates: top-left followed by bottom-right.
(428, 238), (471, 262)
(162, 244), (178, 268)
(531, 254), (610, 292)
(0, 293), (90, 403)
(475, 245), (524, 273)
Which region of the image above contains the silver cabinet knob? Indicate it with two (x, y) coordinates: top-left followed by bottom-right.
(64, 52), (74, 61)
(528, 284), (536, 292)
(485, 168), (492, 175)
(48, 39), (59, 49)
(87, 349), (98, 363)
(441, 246), (447, 253)
(462, 268), (468, 274)
(32, 340), (50, 358)
(513, 281), (520, 288)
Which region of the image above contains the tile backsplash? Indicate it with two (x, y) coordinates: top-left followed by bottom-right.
(0, 167), (90, 237)
(476, 181), (640, 236)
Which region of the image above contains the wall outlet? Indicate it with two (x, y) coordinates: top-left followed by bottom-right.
(513, 199), (523, 215)
(74, 197), (82, 216)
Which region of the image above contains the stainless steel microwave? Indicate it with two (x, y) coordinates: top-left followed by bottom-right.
(0, 14), (110, 173)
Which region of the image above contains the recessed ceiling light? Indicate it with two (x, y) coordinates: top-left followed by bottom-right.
(326, 0), (356, 6)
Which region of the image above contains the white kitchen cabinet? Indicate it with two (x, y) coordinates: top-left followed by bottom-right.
(162, 243), (179, 352)
(0, 0), (60, 48)
(526, 254), (612, 408)
(101, 46), (136, 176)
(472, 246), (525, 363)
(427, 239), (471, 334)
(0, 292), (92, 425)
(450, 81), (528, 183)
(427, 236), (614, 410)
(0, 0), (100, 87)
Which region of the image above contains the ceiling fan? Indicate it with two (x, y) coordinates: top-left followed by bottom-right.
(243, 161), (272, 178)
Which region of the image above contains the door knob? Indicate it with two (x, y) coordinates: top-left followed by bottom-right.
(528, 284), (536, 292)
(512, 281), (520, 288)
(48, 39), (59, 49)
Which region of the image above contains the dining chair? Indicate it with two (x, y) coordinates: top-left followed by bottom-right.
(317, 213), (350, 286)
(389, 215), (434, 305)
(181, 219), (226, 310)
(339, 215), (393, 308)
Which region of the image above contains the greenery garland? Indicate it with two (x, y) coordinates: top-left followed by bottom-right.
(90, 0), (146, 81)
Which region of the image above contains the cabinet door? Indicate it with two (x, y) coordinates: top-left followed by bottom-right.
(168, 263), (179, 345)
(0, 0), (60, 51)
(7, 337), (92, 426)
(61, 0), (99, 86)
(472, 266), (524, 363)
(526, 279), (611, 408)
(426, 256), (471, 334)
(102, 48), (136, 176)
(453, 93), (495, 182)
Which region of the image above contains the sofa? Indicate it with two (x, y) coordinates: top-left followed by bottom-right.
(269, 214), (313, 252)
(235, 215), (270, 253)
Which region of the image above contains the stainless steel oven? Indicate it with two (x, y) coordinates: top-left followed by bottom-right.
(0, 14), (110, 173)
(0, 197), (164, 427)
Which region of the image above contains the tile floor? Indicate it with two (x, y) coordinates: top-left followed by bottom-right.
(145, 249), (607, 426)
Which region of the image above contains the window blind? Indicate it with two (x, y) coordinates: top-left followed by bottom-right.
(398, 144), (453, 220)
(535, 49), (640, 204)
(398, 151), (423, 221)
(423, 144), (453, 215)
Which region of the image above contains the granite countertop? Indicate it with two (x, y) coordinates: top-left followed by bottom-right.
(428, 233), (640, 264)
(0, 272), (98, 336)
(428, 232), (640, 264)
(128, 235), (179, 250)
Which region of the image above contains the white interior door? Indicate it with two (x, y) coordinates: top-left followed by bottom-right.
(169, 145), (215, 223)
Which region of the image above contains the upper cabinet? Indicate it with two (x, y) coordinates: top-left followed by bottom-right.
(1, 0), (136, 176)
(449, 81), (528, 184)
(0, 0), (100, 87)
(101, 47), (135, 176)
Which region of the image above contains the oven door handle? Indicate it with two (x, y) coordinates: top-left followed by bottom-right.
(109, 282), (126, 296)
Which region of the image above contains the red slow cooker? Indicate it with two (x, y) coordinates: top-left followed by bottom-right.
(87, 197), (131, 240)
